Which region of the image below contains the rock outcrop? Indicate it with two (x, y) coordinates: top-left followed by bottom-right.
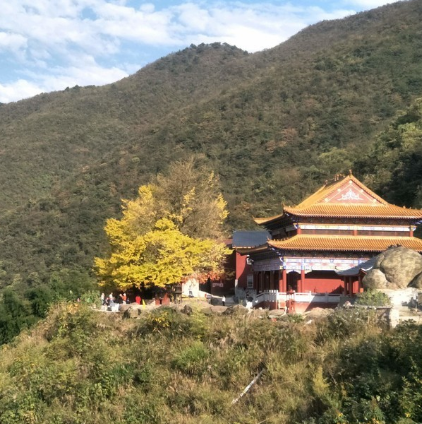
(409, 272), (422, 289)
(122, 305), (142, 319)
(363, 246), (422, 289)
(363, 269), (389, 289)
(222, 304), (249, 316)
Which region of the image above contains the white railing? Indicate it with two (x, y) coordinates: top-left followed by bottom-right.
(254, 290), (278, 306)
(235, 287), (257, 300)
(253, 290), (341, 306)
(278, 291), (340, 303)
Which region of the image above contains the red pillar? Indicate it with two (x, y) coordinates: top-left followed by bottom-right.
(279, 269), (287, 292)
(410, 226), (414, 237)
(300, 268), (305, 293)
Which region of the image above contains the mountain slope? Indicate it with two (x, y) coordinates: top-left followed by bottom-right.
(0, 0), (422, 287)
(356, 97), (422, 209)
(0, 43), (250, 210)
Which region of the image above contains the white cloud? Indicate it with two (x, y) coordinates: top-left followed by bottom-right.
(44, 59), (129, 91)
(0, 0), (367, 102)
(342, 0), (394, 8)
(165, 2), (356, 52)
(0, 32), (27, 53)
(0, 79), (42, 103)
(0, 56), (128, 103)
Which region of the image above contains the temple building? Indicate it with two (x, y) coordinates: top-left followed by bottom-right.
(237, 173), (422, 311)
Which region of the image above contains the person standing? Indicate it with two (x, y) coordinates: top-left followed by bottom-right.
(222, 295), (226, 307)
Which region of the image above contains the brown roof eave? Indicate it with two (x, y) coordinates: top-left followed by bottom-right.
(235, 245), (269, 255)
(254, 214), (285, 226)
(276, 246), (387, 252)
(286, 212), (422, 220)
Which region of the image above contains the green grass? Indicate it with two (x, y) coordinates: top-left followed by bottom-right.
(1, 303), (422, 423)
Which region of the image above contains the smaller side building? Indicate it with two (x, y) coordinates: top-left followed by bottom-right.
(336, 256), (377, 296)
(232, 230), (271, 294)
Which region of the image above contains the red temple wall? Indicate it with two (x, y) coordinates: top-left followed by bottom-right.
(353, 279), (360, 294)
(302, 271), (344, 294)
(235, 252), (251, 289)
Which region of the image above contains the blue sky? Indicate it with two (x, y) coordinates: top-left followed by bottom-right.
(0, 0), (395, 103)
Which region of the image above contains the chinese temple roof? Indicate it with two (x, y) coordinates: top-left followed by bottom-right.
(255, 174), (422, 224)
(268, 235), (422, 252)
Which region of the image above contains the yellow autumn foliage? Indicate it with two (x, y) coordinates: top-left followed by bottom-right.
(95, 162), (230, 290)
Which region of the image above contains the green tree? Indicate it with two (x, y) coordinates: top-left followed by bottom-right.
(95, 160), (230, 290)
(154, 158), (228, 239)
(0, 290), (35, 345)
(357, 98), (422, 208)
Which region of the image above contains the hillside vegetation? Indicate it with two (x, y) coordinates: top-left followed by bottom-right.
(0, 0), (422, 292)
(1, 304), (422, 424)
(357, 97), (422, 209)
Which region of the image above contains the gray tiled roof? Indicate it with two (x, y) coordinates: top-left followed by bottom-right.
(232, 230), (271, 248)
(336, 256), (377, 276)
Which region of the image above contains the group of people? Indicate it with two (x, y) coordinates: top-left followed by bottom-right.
(100, 292), (144, 308)
(100, 292), (130, 307)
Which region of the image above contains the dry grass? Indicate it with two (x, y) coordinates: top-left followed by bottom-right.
(0, 302), (417, 424)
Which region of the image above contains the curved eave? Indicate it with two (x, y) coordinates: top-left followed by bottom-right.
(235, 244), (269, 255)
(268, 235), (422, 253)
(284, 209), (422, 220)
(254, 213), (284, 225)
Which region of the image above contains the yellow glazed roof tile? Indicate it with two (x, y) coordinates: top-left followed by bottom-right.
(269, 235), (422, 252)
(283, 203), (422, 218)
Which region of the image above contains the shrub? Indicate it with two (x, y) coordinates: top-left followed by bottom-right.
(172, 340), (210, 376)
(316, 308), (380, 344)
(356, 290), (391, 307)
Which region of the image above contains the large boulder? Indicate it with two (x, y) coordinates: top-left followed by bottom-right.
(222, 304), (249, 316)
(268, 309), (286, 319)
(363, 246), (422, 289)
(122, 305), (142, 319)
(363, 269), (389, 290)
(181, 304), (193, 316)
(409, 271), (422, 288)
(119, 304), (131, 313)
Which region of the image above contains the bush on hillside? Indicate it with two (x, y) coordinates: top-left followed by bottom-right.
(355, 290), (392, 306)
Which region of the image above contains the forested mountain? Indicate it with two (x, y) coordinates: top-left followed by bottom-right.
(357, 97), (422, 209)
(1, 0), (422, 293)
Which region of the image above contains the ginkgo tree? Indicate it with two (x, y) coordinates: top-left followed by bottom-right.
(95, 159), (231, 290)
